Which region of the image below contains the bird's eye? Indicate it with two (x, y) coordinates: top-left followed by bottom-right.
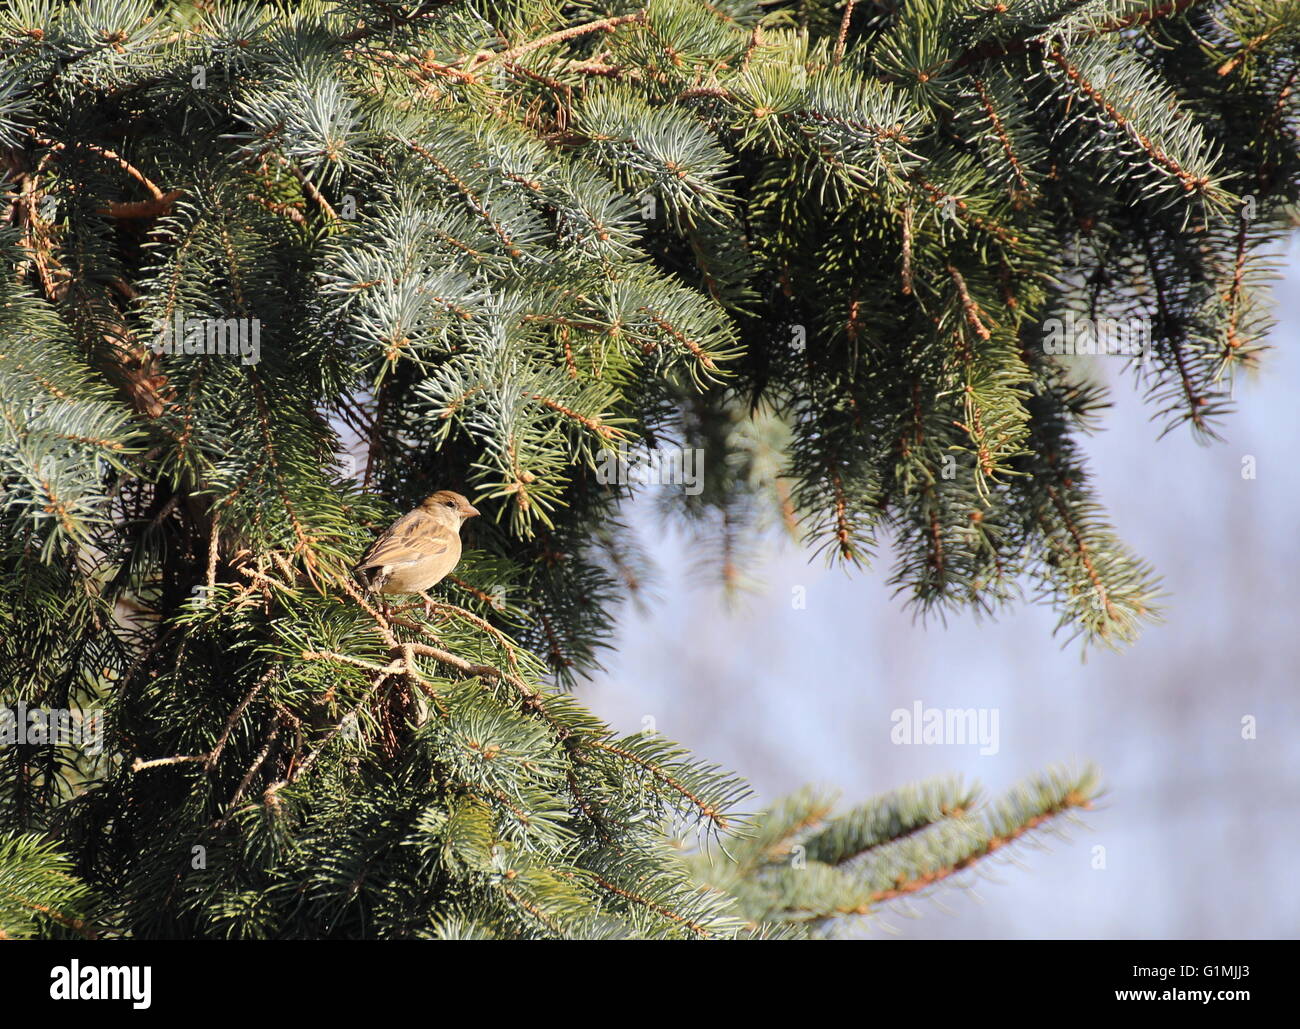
(445, 500), (455, 507)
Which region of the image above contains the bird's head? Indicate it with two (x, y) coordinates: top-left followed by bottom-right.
(420, 490), (480, 524)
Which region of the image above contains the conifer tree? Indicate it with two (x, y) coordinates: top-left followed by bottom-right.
(0, 0), (1295, 938)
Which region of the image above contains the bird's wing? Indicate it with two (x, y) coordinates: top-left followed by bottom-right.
(358, 509), (455, 570)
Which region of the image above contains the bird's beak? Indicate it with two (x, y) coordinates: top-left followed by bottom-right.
(464, 504), (480, 518)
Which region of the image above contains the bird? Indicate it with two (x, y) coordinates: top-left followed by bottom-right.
(355, 490), (479, 610)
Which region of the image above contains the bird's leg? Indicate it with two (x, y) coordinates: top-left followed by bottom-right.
(363, 579), (392, 620)
(419, 591), (436, 619)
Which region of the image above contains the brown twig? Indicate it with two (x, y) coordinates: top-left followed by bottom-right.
(131, 754), (207, 772)
(947, 264), (992, 341)
(868, 792), (1092, 904)
(215, 718), (282, 829)
(205, 667), (276, 772)
(271, 154), (338, 221)
(468, 14), (647, 70)
(900, 203), (914, 295)
(834, 1), (857, 66)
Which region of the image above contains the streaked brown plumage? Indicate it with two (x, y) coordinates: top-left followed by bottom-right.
(355, 490), (479, 597)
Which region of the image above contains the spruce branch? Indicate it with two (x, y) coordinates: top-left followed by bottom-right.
(468, 14), (649, 71)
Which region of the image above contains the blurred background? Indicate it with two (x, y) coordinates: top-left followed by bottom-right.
(580, 237), (1300, 939)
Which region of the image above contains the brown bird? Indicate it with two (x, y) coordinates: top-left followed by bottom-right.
(355, 491), (479, 606)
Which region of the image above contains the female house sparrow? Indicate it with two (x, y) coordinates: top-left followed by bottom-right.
(355, 491), (479, 600)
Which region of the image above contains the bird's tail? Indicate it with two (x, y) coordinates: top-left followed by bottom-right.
(353, 563), (390, 594)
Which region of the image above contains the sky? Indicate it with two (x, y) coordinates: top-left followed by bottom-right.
(580, 236), (1300, 939)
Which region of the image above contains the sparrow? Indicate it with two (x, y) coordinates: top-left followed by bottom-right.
(355, 490), (479, 601)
